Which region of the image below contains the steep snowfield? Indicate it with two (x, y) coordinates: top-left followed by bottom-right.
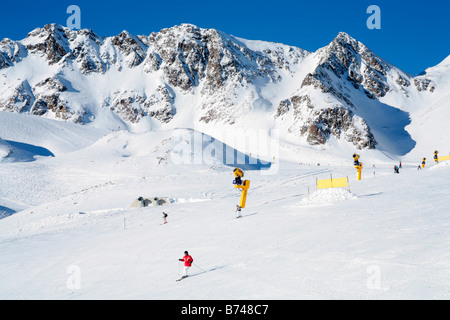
(0, 126), (449, 299)
(403, 56), (450, 161)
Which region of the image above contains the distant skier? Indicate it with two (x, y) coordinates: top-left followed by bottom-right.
(162, 212), (168, 224)
(394, 165), (399, 174)
(399, 161), (402, 169)
(179, 251), (194, 278)
(236, 205), (242, 219)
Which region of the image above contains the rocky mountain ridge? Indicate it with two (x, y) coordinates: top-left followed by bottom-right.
(0, 24), (447, 156)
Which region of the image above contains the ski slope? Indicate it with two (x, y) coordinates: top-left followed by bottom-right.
(1, 126), (449, 299)
(0, 111), (108, 159)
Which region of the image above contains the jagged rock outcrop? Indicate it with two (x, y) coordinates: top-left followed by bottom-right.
(275, 33), (388, 149)
(0, 38), (22, 70)
(25, 24), (69, 65)
(0, 80), (34, 112)
(275, 94), (376, 150)
(111, 31), (147, 68)
(301, 107), (376, 149)
(316, 32), (393, 98)
(414, 77), (435, 92)
(31, 76), (77, 121)
(105, 85), (176, 124)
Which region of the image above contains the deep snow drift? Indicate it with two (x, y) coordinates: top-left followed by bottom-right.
(0, 120), (449, 299)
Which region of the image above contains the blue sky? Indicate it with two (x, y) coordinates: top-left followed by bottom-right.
(0, 0), (448, 75)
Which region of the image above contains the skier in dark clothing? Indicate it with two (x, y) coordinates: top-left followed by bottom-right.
(236, 205), (242, 218)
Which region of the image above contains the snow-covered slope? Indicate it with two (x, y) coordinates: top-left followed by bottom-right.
(402, 56), (450, 161)
(0, 127), (270, 216)
(1, 24), (448, 161)
(0, 133), (449, 299)
(0, 111), (108, 157)
(0, 137), (11, 160)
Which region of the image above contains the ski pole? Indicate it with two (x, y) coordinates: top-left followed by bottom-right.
(193, 263), (207, 272)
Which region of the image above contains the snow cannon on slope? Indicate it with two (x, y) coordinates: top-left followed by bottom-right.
(233, 167), (250, 209)
(434, 151), (439, 164)
(422, 157), (426, 168)
(353, 154), (363, 181)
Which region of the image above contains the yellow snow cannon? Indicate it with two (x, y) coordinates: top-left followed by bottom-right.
(353, 154), (363, 181)
(233, 167), (250, 209)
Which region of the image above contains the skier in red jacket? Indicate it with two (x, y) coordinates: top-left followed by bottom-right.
(179, 251), (194, 278)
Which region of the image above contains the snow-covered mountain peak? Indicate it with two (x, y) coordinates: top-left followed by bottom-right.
(26, 23), (67, 39)
(331, 31), (361, 50)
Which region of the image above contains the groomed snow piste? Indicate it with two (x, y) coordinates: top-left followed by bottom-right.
(0, 118), (449, 299)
